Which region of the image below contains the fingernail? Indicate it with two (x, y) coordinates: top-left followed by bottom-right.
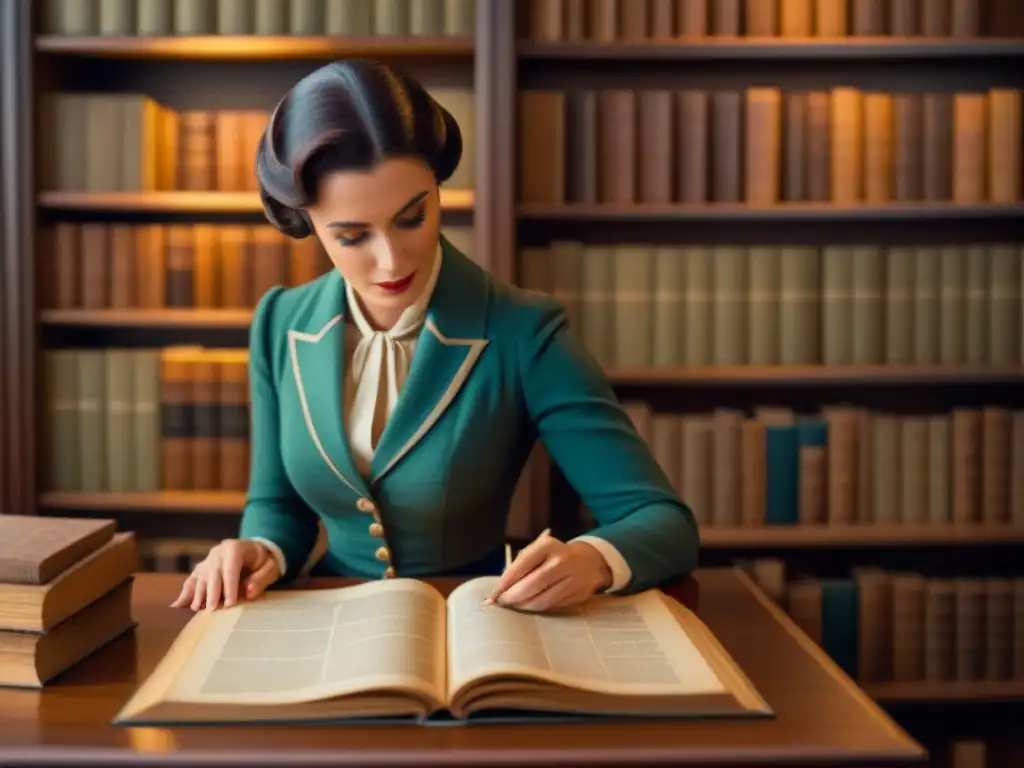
(481, 598), (494, 606)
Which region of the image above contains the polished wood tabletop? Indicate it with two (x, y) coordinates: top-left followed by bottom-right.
(0, 567), (925, 767)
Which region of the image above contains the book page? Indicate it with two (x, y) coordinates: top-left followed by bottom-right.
(163, 579), (446, 706)
(446, 577), (726, 698)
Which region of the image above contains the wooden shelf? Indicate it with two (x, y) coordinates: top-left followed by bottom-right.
(865, 680), (1024, 703)
(607, 365), (1024, 386)
(701, 524), (1024, 548)
(39, 491), (246, 514)
(35, 35), (474, 60)
(518, 202), (1024, 221)
(41, 308), (255, 328)
(39, 188), (475, 214)
(518, 37), (1024, 61)
(35, 492), (1024, 551)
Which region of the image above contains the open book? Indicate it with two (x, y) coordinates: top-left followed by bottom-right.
(114, 577), (771, 725)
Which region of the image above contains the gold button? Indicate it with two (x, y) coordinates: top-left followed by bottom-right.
(368, 522), (384, 538)
(383, 566), (395, 579)
(356, 498), (376, 514)
(375, 546), (390, 563)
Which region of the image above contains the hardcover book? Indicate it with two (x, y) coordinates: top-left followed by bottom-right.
(114, 576), (771, 726)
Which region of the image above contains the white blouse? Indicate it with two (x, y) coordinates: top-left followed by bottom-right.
(258, 244), (631, 592)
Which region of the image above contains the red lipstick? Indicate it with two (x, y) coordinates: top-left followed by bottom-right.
(376, 273), (416, 295)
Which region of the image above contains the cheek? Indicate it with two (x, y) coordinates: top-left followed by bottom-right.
(395, 220), (441, 265)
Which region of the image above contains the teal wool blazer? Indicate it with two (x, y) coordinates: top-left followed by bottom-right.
(239, 236), (699, 593)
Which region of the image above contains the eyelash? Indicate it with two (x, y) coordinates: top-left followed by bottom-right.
(335, 209), (426, 247)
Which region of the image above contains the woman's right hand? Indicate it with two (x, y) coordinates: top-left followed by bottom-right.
(171, 539), (281, 612)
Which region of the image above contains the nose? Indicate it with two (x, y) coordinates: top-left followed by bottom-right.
(371, 233), (399, 274)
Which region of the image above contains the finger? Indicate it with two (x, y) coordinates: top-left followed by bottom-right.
(489, 538), (557, 601)
(220, 546), (244, 608)
(516, 574), (577, 613)
(499, 559), (565, 607)
(170, 576), (196, 608)
(204, 568), (224, 612)
(241, 540), (267, 570)
(245, 558), (278, 599)
(191, 578), (208, 612)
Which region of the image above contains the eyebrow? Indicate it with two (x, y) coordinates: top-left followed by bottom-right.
(326, 190), (428, 229)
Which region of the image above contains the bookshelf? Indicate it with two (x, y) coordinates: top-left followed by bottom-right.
(35, 34), (475, 59)
(38, 188), (476, 213)
(517, 36), (1024, 60)
(2, 0), (1024, 760)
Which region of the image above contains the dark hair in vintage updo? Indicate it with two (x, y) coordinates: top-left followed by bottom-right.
(256, 59), (463, 239)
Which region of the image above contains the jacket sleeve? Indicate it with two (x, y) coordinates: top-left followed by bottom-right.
(238, 286), (320, 583)
(517, 296), (700, 594)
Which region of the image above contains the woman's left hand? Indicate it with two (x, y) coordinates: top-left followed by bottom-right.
(486, 534), (613, 612)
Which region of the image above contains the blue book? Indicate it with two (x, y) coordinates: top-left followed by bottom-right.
(765, 425), (799, 524)
(820, 579), (859, 680)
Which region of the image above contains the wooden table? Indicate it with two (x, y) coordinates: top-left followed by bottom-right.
(0, 567), (925, 767)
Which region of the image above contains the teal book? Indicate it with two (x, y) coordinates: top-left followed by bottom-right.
(796, 418), (828, 449)
(112, 577), (773, 727)
(820, 579), (859, 679)
(765, 425), (799, 524)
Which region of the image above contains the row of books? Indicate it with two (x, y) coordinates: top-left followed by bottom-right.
(524, 0), (987, 40)
(520, 242), (1024, 368)
(46, 222), (327, 310)
(745, 560), (1024, 686)
(44, 347), (249, 495)
(41, 341), (1024, 532)
(0, 516), (136, 687)
(43, 221), (475, 311)
(519, 87), (1022, 206)
(617, 404), (1024, 529)
(41, 89), (475, 193)
(42, 0), (476, 37)
(814, 570), (1023, 685)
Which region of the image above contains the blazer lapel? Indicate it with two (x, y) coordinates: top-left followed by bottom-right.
(287, 272), (372, 499)
(370, 238), (489, 484)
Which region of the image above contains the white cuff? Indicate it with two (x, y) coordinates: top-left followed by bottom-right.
(248, 523), (328, 580)
(248, 537), (287, 577)
(572, 534), (632, 593)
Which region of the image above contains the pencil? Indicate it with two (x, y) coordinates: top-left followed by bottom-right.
(483, 528), (551, 606)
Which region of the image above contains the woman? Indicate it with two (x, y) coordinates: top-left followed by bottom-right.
(173, 60), (699, 614)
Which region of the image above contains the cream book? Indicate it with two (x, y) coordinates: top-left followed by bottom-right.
(114, 576), (771, 725)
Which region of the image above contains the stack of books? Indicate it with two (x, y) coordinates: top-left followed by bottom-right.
(0, 515), (138, 687)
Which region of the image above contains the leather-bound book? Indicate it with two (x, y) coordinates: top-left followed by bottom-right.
(565, 90), (598, 204)
(740, 418), (767, 526)
(711, 0), (740, 34)
(0, 515), (115, 586)
(922, 93), (953, 200)
(923, 578), (955, 681)
(953, 578), (985, 681)
(675, 0), (707, 35)
(518, 92), (566, 204)
(851, 0), (885, 34)
(746, 0), (777, 34)
(598, 90), (638, 204)
(638, 90), (674, 203)
(891, 573), (927, 682)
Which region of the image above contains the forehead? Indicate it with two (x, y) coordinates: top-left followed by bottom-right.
(312, 157), (434, 221)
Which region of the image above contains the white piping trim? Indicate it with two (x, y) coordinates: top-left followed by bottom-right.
(288, 314), (363, 497)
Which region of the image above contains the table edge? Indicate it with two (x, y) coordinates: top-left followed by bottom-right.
(0, 743), (928, 767)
